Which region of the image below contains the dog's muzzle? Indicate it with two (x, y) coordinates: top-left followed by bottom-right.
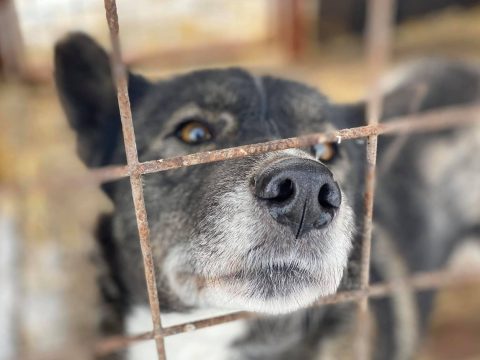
(252, 157), (341, 238)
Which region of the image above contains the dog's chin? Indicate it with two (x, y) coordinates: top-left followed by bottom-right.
(199, 268), (343, 314)
(169, 264), (345, 314)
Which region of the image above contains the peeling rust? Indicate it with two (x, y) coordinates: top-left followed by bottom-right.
(355, 0), (396, 358)
(103, 0), (166, 358)
(87, 104), (480, 184)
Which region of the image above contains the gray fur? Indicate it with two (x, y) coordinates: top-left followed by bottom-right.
(54, 33), (480, 359)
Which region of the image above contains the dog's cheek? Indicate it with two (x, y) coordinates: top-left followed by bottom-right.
(161, 246), (196, 307)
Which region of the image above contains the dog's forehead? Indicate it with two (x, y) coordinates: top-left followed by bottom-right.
(135, 68), (332, 145)
(260, 75), (330, 133)
(148, 68), (257, 108)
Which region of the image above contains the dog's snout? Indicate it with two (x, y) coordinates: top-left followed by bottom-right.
(253, 158), (341, 238)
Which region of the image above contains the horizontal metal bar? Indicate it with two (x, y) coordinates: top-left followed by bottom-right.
(88, 104), (480, 184)
(94, 266), (480, 356)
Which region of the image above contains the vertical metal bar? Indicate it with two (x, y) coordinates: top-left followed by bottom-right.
(0, 207), (20, 360)
(103, 0), (166, 358)
(288, 0), (305, 60)
(356, 0), (396, 358)
(275, 0), (305, 61)
(0, 0), (24, 79)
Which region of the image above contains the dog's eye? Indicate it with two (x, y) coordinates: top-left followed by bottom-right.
(176, 120), (213, 144)
(311, 143), (337, 162)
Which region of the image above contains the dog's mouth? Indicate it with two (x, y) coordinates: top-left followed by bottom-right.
(169, 247), (348, 313)
(182, 258), (339, 313)
(215, 263), (317, 298)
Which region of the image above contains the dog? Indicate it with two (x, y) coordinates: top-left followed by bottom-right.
(54, 33), (480, 360)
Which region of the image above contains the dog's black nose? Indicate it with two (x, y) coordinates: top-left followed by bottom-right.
(252, 158), (341, 238)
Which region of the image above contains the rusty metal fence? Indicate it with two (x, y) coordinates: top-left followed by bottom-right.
(38, 0), (480, 358)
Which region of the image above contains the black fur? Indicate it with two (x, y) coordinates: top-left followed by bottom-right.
(54, 33), (480, 359)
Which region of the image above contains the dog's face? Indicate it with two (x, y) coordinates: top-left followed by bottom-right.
(55, 34), (364, 314)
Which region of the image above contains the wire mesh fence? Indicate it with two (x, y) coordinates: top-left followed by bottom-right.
(2, 0), (478, 359)
(88, 0), (480, 359)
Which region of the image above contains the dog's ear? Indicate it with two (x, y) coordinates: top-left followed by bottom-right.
(54, 32), (151, 167)
(331, 83), (431, 130)
(346, 61), (480, 127)
(332, 60), (480, 130)
(381, 62), (480, 119)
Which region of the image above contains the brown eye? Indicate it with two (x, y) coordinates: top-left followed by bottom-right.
(312, 143), (337, 162)
(176, 120), (213, 144)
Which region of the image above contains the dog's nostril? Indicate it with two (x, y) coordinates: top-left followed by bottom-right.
(274, 179), (294, 202)
(254, 175), (295, 202)
(318, 182), (341, 209)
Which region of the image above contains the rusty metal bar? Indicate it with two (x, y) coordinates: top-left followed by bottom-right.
(95, 266), (480, 356)
(103, 0), (166, 358)
(87, 103), (480, 184)
(278, 0), (306, 60)
(355, 0), (396, 358)
(0, 0), (24, 79)
(6, 104), (476, 196)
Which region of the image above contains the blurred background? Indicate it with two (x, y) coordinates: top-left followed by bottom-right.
(1, 0), (480, 359)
